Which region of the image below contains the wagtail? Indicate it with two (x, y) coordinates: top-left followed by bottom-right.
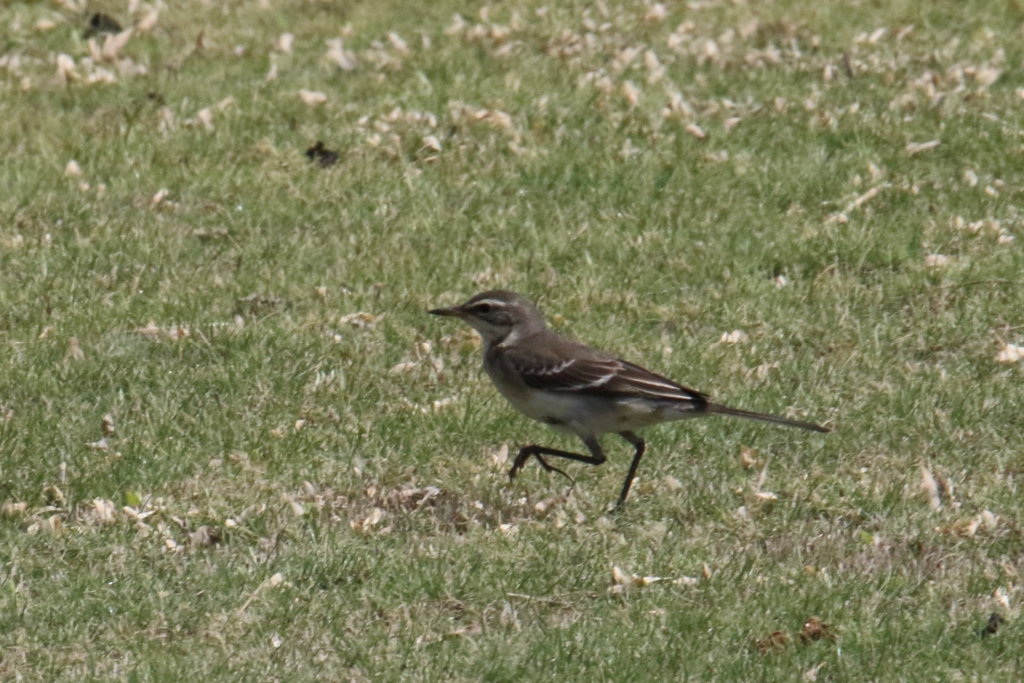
(430, 290), (828, 508)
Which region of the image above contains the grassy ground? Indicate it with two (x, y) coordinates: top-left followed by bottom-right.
(2, 0), (1024, 680)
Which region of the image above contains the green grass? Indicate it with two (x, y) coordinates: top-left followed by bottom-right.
(2, 0), (1024, 680)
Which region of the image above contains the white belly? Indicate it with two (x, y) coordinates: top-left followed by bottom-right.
(495, 382), (695, 437)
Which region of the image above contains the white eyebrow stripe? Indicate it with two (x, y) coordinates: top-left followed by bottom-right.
(471, 299), (506, 308)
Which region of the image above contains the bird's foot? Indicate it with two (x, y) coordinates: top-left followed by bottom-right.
(533, 455), (575, 484)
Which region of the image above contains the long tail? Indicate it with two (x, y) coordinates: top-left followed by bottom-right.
(705, 403), (829, 433)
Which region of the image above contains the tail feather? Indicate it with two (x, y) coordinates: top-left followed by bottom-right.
(706, 404), (829, 433)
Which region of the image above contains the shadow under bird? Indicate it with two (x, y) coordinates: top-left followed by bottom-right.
(430, 290), (829, 508)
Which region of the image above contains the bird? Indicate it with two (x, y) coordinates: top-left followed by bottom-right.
(429, 290), (829, 508)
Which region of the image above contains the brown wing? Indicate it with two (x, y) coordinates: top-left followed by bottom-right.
(505, 343), (708, 406)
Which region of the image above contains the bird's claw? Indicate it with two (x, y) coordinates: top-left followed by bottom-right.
(508, 455), (575, 485)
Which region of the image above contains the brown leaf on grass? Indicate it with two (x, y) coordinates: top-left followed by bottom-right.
(238, 572), (286, 613)
(485, 110), (513, 128)
(612, 566), (630, 585)
(973, 68), (1000, 88)
(622, 81), (640, 106)
(906, 140), (940, 156)
(739, 19), (760, 39)
(533, 496), (561, 515)
(350, 507), (385, 533)
(752, 630), (789, 654)
(611, 46), (642, 73)
(299, 90), (327, 107)
(739, 447), (758, 470)
(982, 510), (998, 531)
(388, 487), (442, 510)
(236, 293), (285, 315)
(102, 28), (134, 61)
(190, 525), (222, 547)
(136, 322), (161, 337)
(91, 498), (117, 524)
(993, 586), (1011, 610)
(842, 183), (890, 214)
(389, 361), (419, 374)
(134, 322), (190, 341)
(137, 9), (159, 33)
(325, 38), (357, 71)
(422, 135), (442, 152)
(661, 92), (694, 119)
(387, 32), (409, 54)
(461, 24), (486, 42)
(339, 312), (380, 328)
(645, 3), (668, 22)
(936, 516), (981, 537)
(720, 330), (748, 344)
(275, 33), (294, 54)
(65, 337), (85, 362)
(920, 464), (941, 510)
(633, 575), (664, 587)
(644, 51), (664, 83)
(2, 501), (28, 517)
(41, 514), (64, 535)
(685, 123), (706, 139)
(610, 565), (668, 589)
(803, 663), (825, 681)
(488, 444), (509, 469)
(43, 485), (65, 506)
(799, 617), (835, 643)
(997, 343), (1024, 363)
(445, 14), (467, 36)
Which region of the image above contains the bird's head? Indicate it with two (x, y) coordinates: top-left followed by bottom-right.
(429, 290), (545, 346)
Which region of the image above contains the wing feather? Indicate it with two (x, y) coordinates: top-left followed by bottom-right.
(509, 350), (707, 405)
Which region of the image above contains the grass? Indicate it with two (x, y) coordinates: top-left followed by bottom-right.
(2, 0), (1024, 679)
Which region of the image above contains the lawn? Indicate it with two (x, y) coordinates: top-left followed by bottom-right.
(1, 0), (1023, 680)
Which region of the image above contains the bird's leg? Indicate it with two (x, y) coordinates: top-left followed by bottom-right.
(529, 455), (575, 483)
(614, 431), (646, 509)
(509, 437), (607, 482)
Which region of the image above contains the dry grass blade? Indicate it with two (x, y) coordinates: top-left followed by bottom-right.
(920, 464), (942, 510)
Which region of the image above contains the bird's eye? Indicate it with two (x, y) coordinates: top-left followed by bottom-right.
(475, 303), (492, 314)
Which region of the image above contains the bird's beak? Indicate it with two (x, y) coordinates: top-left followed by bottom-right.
(428, 305), (465, 318)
